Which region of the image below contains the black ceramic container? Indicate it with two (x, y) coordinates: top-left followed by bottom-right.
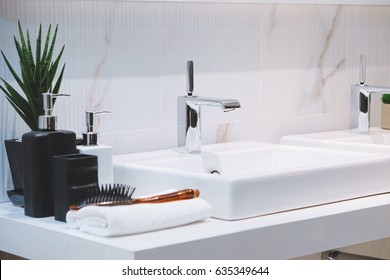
(53, 153), (98, 222)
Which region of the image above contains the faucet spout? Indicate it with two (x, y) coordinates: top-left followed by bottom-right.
(177, 95), (240, 153)
(177, 61), (240, 153)
(186, 96), (241, 111)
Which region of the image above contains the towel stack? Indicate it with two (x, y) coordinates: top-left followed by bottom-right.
(66, 191), (212, 237)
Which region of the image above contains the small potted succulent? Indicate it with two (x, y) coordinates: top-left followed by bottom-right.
(381, 94), (390, 130)
(0, 21), (65, 195)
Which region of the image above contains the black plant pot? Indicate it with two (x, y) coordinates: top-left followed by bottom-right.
(4, 139), (24, 206)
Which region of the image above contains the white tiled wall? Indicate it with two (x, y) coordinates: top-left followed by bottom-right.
(1, 0), (390, 202)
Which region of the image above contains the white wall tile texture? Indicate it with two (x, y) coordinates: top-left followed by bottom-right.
(1, 1), (390, 201)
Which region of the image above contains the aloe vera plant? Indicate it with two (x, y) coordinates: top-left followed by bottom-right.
(0, 21), (65, 131)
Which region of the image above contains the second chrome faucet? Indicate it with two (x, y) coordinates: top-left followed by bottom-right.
(177, 61), (241, 153)
(350, 55), (390, 133)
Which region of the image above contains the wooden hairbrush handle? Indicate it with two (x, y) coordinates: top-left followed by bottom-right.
(132, 189), (200, 204)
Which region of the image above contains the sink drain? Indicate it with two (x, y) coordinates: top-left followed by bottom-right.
(210, 170), (221, 175)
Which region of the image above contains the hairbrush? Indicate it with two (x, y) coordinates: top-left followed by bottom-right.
(69, 184), (200, 210)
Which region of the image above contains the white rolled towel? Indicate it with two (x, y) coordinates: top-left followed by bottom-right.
(66, 196), (212, 237)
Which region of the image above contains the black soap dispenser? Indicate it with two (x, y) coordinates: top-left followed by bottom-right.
(22, 93), (77, 218)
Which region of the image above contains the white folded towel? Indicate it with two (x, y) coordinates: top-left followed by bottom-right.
(66, 196), (212, 237)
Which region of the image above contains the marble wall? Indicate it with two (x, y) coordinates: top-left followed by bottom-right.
(1, 0), (390, 202)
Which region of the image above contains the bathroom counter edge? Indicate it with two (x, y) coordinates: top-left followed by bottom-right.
(1, 193), (390, 259)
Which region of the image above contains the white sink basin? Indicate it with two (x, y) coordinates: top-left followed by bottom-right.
(113, 141), (390, 220)
(281, 127), (390, 154)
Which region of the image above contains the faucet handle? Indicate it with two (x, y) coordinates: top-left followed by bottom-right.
(187, 61), (194, 96)
(360, 54), (366, 85)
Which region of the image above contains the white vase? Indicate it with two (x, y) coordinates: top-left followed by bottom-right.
(381, 103), (390, 129)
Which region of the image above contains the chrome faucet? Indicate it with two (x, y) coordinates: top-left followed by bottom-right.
(177, 61), (241, 153)
(350, 55), (390, 133)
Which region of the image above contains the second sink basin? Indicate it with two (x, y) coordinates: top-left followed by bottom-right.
(280, 127), (390, 154)
(113, 141), (390, 220)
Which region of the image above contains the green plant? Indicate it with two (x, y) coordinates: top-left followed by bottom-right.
(0, 21), (65, 131)
(382, 94), (390, 105)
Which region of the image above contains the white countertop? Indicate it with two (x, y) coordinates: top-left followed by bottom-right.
(1, 192), (390, 259)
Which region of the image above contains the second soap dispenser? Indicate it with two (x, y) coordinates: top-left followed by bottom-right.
(77, 111), (113, 185)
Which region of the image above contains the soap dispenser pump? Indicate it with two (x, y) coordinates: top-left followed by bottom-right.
(22, 93), (77, 218)
(78, 111), (113, 185)
(39, 93), (68, 130)
(82, 111), (110, 145)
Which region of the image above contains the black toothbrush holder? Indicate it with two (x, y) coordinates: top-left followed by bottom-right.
(53, 153), (99, 222)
